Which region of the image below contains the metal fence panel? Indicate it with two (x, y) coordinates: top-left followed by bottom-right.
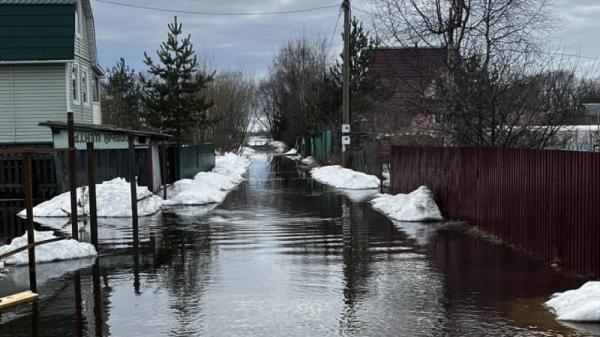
(391, 146), (600, 276)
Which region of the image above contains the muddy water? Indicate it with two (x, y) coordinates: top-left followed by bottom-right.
(0, 154), (598, 337)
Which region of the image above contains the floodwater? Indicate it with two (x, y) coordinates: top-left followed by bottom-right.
(1, 152), (599, 337)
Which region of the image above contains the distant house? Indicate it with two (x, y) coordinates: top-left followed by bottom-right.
(0, 0), (103, 146)
(369, 48), (447, 134)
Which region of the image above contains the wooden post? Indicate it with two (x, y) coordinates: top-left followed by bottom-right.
(147, 144), (154, 193)
(74, 272), (84, 337)
(92, 261), (103, 337)
(23, 153), (37, 293)
(159, 145), (168, 199)
(86, 142), (98, 248)
(128, 136), (139, 249)
(67, 112), (78, 240)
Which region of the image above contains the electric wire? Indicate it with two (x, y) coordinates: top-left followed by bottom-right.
(93, 0), (340, 16)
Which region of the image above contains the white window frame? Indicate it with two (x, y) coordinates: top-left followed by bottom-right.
(92, 75), (100, 103)
(75, 2), (82, 38)
(81, 68), (90, 106)
(72, 64), (80, 105)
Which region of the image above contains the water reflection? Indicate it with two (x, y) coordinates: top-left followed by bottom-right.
(0, 153), (598, 336)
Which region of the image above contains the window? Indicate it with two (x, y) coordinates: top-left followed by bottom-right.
(75, 2), (82, 37)
(72, 65), (79, 103)
(92, 76), (100, 102)
(81, 69), (88, 104)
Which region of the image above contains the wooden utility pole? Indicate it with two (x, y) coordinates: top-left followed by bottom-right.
(342, 0), (351, 165)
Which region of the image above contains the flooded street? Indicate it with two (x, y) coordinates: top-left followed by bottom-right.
(1, 153), (598, 337)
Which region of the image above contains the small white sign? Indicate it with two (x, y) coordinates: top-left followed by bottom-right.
(342, 124), (351, 133)
(342, 136), (351, 145)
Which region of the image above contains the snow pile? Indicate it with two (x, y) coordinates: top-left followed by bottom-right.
(241, 147), (256, 156)
(19, 178), (163, 218)
(382, 171), (391, 187)
(301, 156), (316, 166)
(164, 153), (251, 206)
(370, 186), (443, 222)
(311, 165), (380, 190)
(545, 282), (600, 322)
(284, 148), (298, 156)
(0, 230), (97, 265)
(163, 179), (228, 206)
(269, 141), (288, 153)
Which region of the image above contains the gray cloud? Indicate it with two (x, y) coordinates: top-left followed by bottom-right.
(92, 0), (599, 78)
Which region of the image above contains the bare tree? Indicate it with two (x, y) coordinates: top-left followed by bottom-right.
(371, 0), (594, 149)
(258, 34), (332, 146)
(197, 70), (257, 153)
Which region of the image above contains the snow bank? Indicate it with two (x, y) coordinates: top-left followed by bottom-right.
(545, 282), (600, 322)
(0, 230), (97, 265)
(20, 178), (163, 218)
(371, 186), (443, 222)
(269, 141), (288, 153)
(311, 165), (380, 190)
(164, 153), (251, 206)
(301, 156), (316, 166)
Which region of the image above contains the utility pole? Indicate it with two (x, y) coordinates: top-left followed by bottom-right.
(341, 0), (351, 166)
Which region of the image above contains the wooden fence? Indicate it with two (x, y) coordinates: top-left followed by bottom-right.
(391, 146), (600, 276)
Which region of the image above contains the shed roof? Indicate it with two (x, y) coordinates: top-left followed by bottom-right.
(39, 121), (174, 140)
(0, 2), (75, 62)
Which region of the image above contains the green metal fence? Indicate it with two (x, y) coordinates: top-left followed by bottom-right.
(178, 144), (216, 179)
(303, 130), (333, 162)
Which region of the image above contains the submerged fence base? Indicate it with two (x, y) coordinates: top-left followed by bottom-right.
(391, 146), (600, 276)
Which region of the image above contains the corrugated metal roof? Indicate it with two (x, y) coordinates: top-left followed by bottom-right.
(0, 0), (75, 4)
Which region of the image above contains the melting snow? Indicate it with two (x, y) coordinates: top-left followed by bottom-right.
(19, 178), (163, 218)
(0, 230), (97, 265)
(164, 153), (251, 206)
(301, 156), (316, 166)
(370, 186), (443, 222)
(269, 141), (288, 153)
(546, 282), (600, 322)
(311, 165), (381, 190)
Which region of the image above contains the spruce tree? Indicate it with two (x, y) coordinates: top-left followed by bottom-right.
(102, 58), (143, 129)
(322, 18), (380, 131)
(141, 16), (214, 144)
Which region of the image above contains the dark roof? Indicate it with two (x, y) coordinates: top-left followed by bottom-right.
(39, 121), (174, 140)
(0, 4), (75, 61)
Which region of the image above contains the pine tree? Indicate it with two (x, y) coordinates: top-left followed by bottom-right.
(322, 18), (380, 131)
(102, 58), (143, 129)
(141, 16), (214, 144)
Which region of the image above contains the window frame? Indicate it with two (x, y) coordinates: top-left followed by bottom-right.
(92, 75), (100, 103)
(81, 68), (89, 106)
(75, 2), (82, 38)
(72, 64), (80, 105)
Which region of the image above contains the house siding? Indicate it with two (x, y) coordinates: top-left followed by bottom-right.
(0, 64), (67, 144)
(0, 0), (100, 145)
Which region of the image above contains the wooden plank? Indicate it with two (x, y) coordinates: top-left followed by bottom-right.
(0, 291), (39, 311)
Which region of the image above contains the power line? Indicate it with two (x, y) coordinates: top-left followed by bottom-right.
(93, 0), (340, 16)
(329, 7), (343, 49)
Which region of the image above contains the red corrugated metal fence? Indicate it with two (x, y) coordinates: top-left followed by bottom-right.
(391, 146), (600, 276)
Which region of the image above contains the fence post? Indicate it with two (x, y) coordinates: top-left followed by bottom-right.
(147, 144), (154, 193)
(159, 145), (168, 200)
(23, 153), (37, 293)
(86, 142), (98, 249)
(67, 112), (78, 240)
(128, 136), (139, 249)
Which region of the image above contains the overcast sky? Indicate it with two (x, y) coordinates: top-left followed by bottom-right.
(91, 0), (600, 78)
